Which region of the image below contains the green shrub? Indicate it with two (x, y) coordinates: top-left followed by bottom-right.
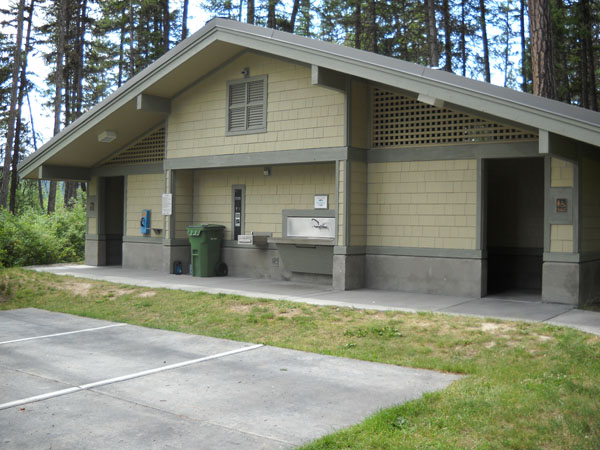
(0, 201), (86, 268)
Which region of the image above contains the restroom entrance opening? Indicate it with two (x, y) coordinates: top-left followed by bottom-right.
(103, 176), (124, 265)
(485, 158), (544, 297)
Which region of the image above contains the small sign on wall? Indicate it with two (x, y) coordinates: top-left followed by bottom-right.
(162, 193), (172, 216)
(314, 194), (328, 209)
(556, 198), (568, 213)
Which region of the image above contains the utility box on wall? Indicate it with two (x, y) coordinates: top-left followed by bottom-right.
(140, 210), (151, 235)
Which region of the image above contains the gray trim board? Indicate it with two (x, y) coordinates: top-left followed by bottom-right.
(347, 147), (368, 161)
(333, 246), (366, 255)
(123, 236), (164, 244)
(123, 175), (128, 237)
(368, 141), (538, 163)
(574, 159), (581, 253)
(164, 147), (349, 170)
(476, 158), (484, 250)
(92, 162), (164, 177)
(366, 246), (483, 259)
(542, 251), (600, 263)
(136, 94), (171, 114)
(335, 159), (340, 245)
(544, 156), (551, 252)
(343, 160), (350, 246)
(163, 238), (191, 246)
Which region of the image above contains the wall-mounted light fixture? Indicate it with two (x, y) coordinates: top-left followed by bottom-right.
(263, 167), (271, 176)
(242, 67), (250, 78)
(98, 130), (117, 143)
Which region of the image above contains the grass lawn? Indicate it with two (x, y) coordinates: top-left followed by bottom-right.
(1, 267), (599, 449)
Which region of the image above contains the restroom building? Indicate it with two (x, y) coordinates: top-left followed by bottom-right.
(20, 19), (600, 305)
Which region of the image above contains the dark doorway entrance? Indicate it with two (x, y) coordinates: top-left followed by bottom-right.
(103, 176), (124, 265)
(485, 158), (544, 297)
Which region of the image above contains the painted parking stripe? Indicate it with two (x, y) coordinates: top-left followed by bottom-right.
(0, 343), (264, 410)
(0, 323), (128, 345)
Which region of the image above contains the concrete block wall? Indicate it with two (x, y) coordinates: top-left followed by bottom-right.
(167, 52), (345, 159)
(366, 160), (477, 249)
(581, 157), (600, 253)
(191, 164), (336, 240)
(125, 173), (164, 237)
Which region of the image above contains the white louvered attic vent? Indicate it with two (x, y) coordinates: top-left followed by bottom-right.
(371, 89), (538, 148)
(103, 127), (165, 166)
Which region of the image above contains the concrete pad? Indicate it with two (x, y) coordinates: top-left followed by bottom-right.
(0, 309), (461, 449)
(0, 308), (119, 342)
(546, 309), (600, 335)
(439, 298), (573, 322)
(95, 345), (460, 445)
(1, 390), (287, 450)
(308, 288), (471, 312)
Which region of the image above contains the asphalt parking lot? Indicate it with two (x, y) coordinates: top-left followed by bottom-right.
(0, 308), (461, 449)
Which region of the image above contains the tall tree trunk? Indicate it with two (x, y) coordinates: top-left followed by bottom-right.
(129, 0), (136, 77)
(75, 0), (87, 117)
(354, 0), (361, 49)
(9, 0), (35, 214)
(368, 0), (377, 53)
(181, 0), (189, 38)
(289, 0), (300, 32)
(267, 0), (276, 29)
(0, 0), (26, 210)
(426, 0), (439, 66)
(247, 0), (255, 24)
(460, 0), (467, 76)
(118, 25), (125, 87)
(162, 0), (169, 51)
(479, 0), (491, 82)
(580, 0), (597, 110)
(519, 0), (529, 91)
(528, 0), (556, 98)
(442, 0), (452, 72)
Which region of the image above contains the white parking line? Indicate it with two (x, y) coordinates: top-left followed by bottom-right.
(0, 323), (128, 345)
(0, 343), (264, 411)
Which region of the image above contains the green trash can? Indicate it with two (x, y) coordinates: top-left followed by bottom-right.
(187, 224), (225, 277)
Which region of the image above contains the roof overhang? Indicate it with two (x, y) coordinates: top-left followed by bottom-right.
(20, 18), (600, 180)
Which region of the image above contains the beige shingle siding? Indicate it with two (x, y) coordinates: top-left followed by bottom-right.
(126, 174), (164, 236)
(367, 160), (477, 249)
(350, 161), (367, 246)
(550, 157), (574, 188)
(190, 164), (336, 241)
(167, 52), (345, 159)
(175, 171), (194, 239)
(337, 161), (345, 246)
(581, 158), (600, 253)
(550, 225), (574, 253)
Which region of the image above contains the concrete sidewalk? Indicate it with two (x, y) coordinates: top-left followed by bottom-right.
(30, 264), (600, 336)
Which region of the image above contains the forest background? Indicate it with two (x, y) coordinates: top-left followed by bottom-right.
(0, 0), (598, 267)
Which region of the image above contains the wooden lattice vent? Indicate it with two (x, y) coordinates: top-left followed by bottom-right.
(371, 89), (538, 148)
(103, 127), (165, 165)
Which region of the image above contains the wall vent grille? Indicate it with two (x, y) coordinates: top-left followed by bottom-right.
(371, 89), (537, 148)
(103, 127), (165, 165)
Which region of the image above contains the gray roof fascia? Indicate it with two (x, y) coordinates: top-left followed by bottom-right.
(212, 19), (600, 146)
(19, 21), (224, 178)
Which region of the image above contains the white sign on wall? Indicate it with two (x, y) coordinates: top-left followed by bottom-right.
(162, 193), (172, 216)
(314, 194), (328, 209)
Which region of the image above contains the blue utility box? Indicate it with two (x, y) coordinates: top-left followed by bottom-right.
(140, 210), (151, 234)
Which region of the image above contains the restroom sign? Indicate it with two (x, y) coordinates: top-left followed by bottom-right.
(556, 198), (568, 213)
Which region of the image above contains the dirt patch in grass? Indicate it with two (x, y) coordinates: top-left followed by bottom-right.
(56, 281), (93, 297)
(137, 291), (156, 298)
(481, 322), (515, 333)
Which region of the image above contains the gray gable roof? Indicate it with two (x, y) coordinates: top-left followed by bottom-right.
(20, 18), (600, 179)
